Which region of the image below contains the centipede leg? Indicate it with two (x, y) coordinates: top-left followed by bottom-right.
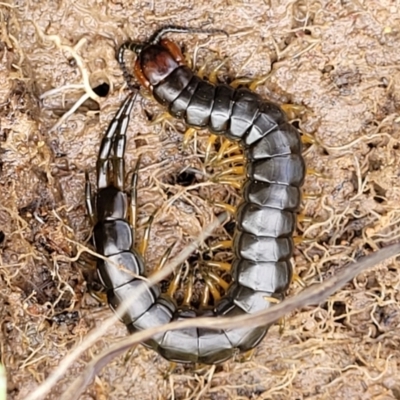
(212, 167), (245, 188)
(182, 271), (194, 306)
(211, 138), (234, 164)
(229, 77), (256, 89)
(138, 213), (154, 257)
(208, 58), (230, 84)
(293, 236), (315, 245)
(167, 264), (184, 298)
(204, 261), (231, 272)
(208, 240), (233, 252)
(212, 201), (236, 215)
(263, 296), (281, 305)
(203, 274), (221, 302)
(279, 103), (306, 117)
(213, 166), (245, 178)
(88, 287), (107, 304)
(182, 127), (197, 149)
(278, 318), (286, 335)
(297, 214), (313, 223)
(152, 242), (176, 273)
(150, 111), (174, 126)
(213, 154), (244, 168)
(230, 75), (270, 90)
(206, 271), (230, 292)
(205, 134), (218, 164)
(302, 193), (320, 201)
(214, 178), (242, 190)
(300, 132), (316, 145)
(292, 273), (306, 288)
(238, 348), (256, 363)
(201, 284), (210, 308)
(163, 362), (178, 378)
(306, 168), (327, 178)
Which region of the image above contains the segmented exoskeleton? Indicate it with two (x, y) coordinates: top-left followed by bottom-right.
(101, 27), (306, 364)
(86, 91), (278, 364)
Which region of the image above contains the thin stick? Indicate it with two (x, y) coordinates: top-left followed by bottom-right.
(59, 243), (400, 400)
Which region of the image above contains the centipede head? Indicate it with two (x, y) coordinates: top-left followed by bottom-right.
(133, 39), (185, 88)
(117, 26), (228, 90)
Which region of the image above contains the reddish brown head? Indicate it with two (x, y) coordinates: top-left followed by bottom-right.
(134, 39), (185, 89)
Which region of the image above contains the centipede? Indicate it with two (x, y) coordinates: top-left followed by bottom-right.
(89, 26), (306, 364)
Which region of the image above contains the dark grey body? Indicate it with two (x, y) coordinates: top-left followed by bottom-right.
(92, 64), (305, 364)
(127, 66), (305, 363)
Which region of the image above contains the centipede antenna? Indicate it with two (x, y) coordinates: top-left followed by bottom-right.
(148, 25), (229, 45)
(117, 43), (144, 91)
(118, 42), (144, 61)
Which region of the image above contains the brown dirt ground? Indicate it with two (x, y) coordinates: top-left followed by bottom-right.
(2, 0), (400, 399)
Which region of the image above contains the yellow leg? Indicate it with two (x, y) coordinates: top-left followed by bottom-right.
(280, 104), (306, 119)
(197, 60), (209, 80)
(278, 316), (286, 335)
(153, 243), (176, 273)
(204, 261), (232, 272)
(297, 214), (313, 223)
(213, 201), (236, 215)
(123, 345), (139, 363)
(206, 271), (230, 292)
(306, 168), (327, 179)
(209, 240), (232, 251)
(201, 284), (210, 308)
(249, 75), (270, 91)
(214, 139), (235, 163)
(205, 139), (231, 166)
(139, 88), (153, 101)
(214, 154), (245, 167)
(138, 214), (154, 257)
(301, 132), (316, 145)
(162, 362), (178, 379)
(238, 348), (256, 363)
(230, 75), (270, 91)
(182, 272), (194, 306)
(205, 134), (219, 164)
(293, 236), (315, 245)
(229, 77), (252, 89)
(213, 166), (245, 179)
(185, 51), (193, 69)
(208, 58), (230, 84)
(167, 265), (184, 298)
(214, 179), (243, 190)
(182, 127), (197, 149)
(292, 273), (306, 288)
(302, 193), (320, 201)
(197, 57), (229, 83)
(204, 275), (221, 302)
(150, 111), (173, 126)
(88, 288), (107, 304)
(263, 296), (280, 304)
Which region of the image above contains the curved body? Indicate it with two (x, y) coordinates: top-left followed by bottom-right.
(111, 28), (306, 364)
